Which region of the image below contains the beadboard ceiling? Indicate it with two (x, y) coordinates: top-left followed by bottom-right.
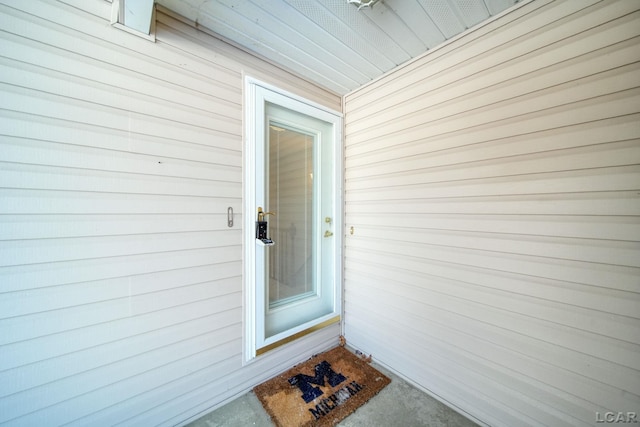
(155, 0), (520, 95)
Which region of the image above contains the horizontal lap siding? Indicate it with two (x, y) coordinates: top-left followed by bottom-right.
(343, 1), (640, 426)
(0, 1), (341, 426)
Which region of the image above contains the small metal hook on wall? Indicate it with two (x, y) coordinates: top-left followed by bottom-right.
(227, 207), (234, 227)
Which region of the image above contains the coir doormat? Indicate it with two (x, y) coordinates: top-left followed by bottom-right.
(253, 346), (390, 427)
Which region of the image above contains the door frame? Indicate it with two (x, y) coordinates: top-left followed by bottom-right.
(243, 77), (343, 362)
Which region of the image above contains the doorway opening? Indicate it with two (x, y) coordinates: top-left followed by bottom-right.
(244, 78), (343, 361)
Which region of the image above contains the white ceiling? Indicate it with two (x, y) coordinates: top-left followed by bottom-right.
(155, 0), (520, 95)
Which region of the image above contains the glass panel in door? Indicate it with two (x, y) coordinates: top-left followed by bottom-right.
(267, 123), (315, 307)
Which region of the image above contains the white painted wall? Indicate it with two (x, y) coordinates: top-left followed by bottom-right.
(0, 1), (341, 426)
(343, 0), (640, 426)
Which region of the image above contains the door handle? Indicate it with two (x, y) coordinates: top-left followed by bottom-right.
(324, 230), (334, 237)
(257, 207), (275, 222)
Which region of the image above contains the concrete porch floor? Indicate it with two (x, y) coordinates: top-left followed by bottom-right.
(185, 360), (480, 427)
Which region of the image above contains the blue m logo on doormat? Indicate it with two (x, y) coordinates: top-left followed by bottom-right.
(288, 361), (346, 403)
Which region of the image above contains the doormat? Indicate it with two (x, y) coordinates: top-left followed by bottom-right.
(253, 346), (390, 427)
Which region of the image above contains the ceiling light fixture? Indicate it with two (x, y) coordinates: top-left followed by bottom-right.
(347, 0), (381, 11)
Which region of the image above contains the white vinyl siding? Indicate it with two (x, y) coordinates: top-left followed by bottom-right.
(0, 1), (340, 426)
(343, 1), (640, 426)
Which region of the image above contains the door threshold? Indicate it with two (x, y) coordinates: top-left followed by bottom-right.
(256, 315), (340, 356)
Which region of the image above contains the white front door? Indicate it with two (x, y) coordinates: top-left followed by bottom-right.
(245, 79), (342, 359)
